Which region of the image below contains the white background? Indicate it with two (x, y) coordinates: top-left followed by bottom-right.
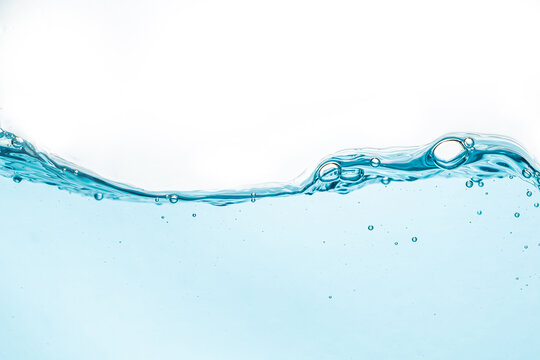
(1, 0), (539, 191)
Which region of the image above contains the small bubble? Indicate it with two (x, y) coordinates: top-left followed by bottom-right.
(524, 245), (528, 249)
(463, 137), (474, 148)
(368, 225), (374, 231)
(515, 277), (519, 280)
(412, 236), (418, 242)
(381, 177), (390, 185)
(73, 170), (79, 175)
(161, 216), (165, 219)
(192, 213), (197, 218)
(319, 162), (340, 182)
(514, 212), (520, 218)
(509, 175), (514, 179)
(477, 210), (482, 215)
(12, 175), (22, 183)
(169, 194), (179, 204)
(328, 296), (333, 299)
(534, 203), (539, 208)
(523, 169), (532, 178)
(250, 192), (256, 203)
(465, 180), (474, 188)
(526, 190), (532, 197)
(370, 158), (380, 167)
(478, 180), (484, 187)
(94, 193), (103, 201)
(394, 242), (398, 246)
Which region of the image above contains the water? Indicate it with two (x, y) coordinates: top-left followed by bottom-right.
(1, 129), (540, 359)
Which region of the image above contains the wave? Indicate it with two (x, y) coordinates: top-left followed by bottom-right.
(1, 128), (539, 206)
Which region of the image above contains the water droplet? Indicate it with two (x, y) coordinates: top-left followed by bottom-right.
(477, 210), (482, 215)
(340, 168), (363, 182)
(432, 139), (468, 169)
(465, 180), (474, 188)
(534, 203), (539, 208)
(192, 213), (197, 218)
(169, 194), (179, 204)
(411, 236), (418, 242)
(524, 245), (528, 249)
(394, 242), (399, 246)
(12, 175), (22, 183)
(381, 177), (390, 185)
(250, 192), (256, 203)
(368, 225), (374, 231)
(94, 193), (103, 201)
(526, 190), (532, 197)
(514, 212), (520, 218)
(370, 158), (380, 167)
(523, 169), (532, 178)
(463, 137), (475, 148)
(319, 162), (340, 182)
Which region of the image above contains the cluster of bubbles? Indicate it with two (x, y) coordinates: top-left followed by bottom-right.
(367, 225), (419, 244)
(318, 162), (365, 183)
(317, 137), (478, 187)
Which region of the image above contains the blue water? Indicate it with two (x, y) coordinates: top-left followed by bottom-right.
(1, 129), (539, 359)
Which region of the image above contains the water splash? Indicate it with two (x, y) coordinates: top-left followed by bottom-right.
(1, 129), (539, 206)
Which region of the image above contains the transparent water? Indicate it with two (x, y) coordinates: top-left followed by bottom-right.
(1, 129), (539, 359)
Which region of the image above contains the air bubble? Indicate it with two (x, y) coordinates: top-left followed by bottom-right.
(381, 177), (390, 185)
(168, 194), (179, 204)
(432, 139), (468, 169)
(463, 137), (475, 148)
(192, 213), (197, 217)
(534, 203), (539, 208)
(340, 168), (363, 182)
(394, 242), (398, 246)
(12, 175), (22, 183)
(477, 210), (482, 215)
(523, 169), (532, 178)
(319, 162), (340, 182)
(478, 180), (484, 187)
(526, 190), (532, 197)
(524, 245), (528, 249)
(370, 158), (380, 167)
(368, 225), (374, 231)
(411, 236), (418, 242)
(11, 136), (24, 148)
(465, 180), (473, 188)
(251, 193), (256, 203)
(514, 212), (520, 218)
(94, 193), (103, 201)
